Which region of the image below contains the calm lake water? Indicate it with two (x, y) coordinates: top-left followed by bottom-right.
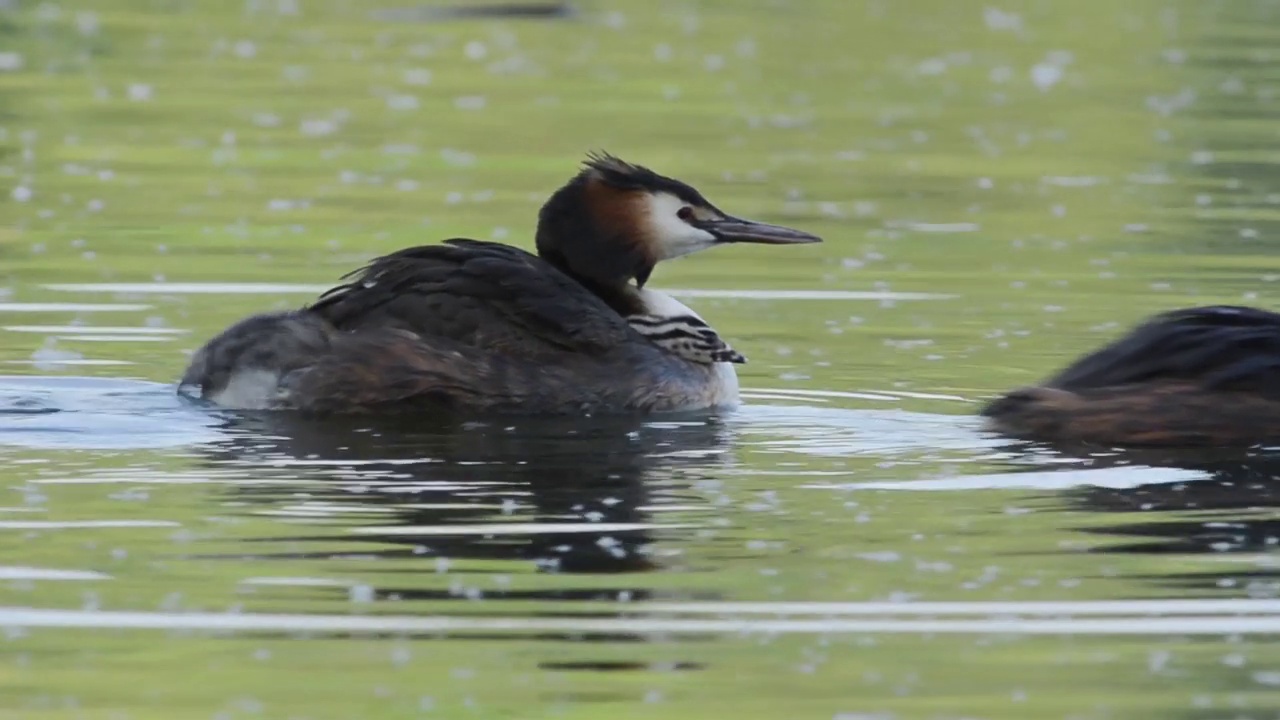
(5, 0), (1280, 718)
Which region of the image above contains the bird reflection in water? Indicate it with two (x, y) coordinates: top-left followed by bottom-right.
(999, 439), (1280, 597)
(193, 410), (735, 605)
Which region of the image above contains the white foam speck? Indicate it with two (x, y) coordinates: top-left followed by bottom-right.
(0, 52), (24, 71)
(1031, 63), (1063, 90)
(126, 84), (153, 101)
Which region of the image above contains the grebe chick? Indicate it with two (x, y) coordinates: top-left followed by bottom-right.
(982, 305), (1280, 447)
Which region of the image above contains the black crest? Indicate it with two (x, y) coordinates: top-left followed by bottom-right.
(583, 151), (712, 207)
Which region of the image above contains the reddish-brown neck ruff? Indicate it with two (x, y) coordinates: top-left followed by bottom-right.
(535, 169), (658, 290)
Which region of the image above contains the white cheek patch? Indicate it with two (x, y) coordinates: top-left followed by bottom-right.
(644, 192), (717, 259)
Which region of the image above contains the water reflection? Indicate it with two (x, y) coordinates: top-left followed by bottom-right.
(1068, 453), (1280, 570)
(196, 410), (733, 598)
(996, 439), (1280, 597)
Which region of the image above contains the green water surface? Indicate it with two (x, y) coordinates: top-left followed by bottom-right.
(4, 1), (1280, 718)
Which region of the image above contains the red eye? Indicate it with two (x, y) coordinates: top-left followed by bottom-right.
(677, 206), (694, 221)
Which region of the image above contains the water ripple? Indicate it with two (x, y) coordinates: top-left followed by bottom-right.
(4, 604), (1280, 636)
(0, 376), (222, 449)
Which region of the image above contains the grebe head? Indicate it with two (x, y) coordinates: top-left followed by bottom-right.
(536, 152), (821, 288)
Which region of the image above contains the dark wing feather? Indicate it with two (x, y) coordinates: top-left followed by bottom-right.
(1049, 305), (1280, 398)
(306, 239), (635, 358)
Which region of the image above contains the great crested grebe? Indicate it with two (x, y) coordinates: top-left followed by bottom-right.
(179, 153), (821, 415)
(982, 305), (1280, 447)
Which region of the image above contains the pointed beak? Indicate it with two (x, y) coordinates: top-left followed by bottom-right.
(701, 216), (822, 245)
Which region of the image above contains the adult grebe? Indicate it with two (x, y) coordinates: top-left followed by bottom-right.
(179, 153), (821, 414)
(982, 305), (1280, 447)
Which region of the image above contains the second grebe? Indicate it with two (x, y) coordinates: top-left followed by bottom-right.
(179, 153), (821, 415)
(982, 305), (1280, 447)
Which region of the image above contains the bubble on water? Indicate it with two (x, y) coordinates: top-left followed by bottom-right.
(349, 584), (375, 603)
(454, 95), (486, 110)
(386, 94), (419, 111)
(0, 52), (24, 71)
(252, 113), (281, 128)
(1220, 76), (1245, 94)
(1147, 88), (1197, 116)
(402, 68), (432, 86)
(127, 84), (153, 101)
(11, 186), (32, 202)
(234, 40), (257, 58)
(464, 41), (487, 60)
(654, 43), (672, 62)
(984, 8), (1023, 31)
(1030, 63), (1062, 91)
(440, 148), (474, 166)
(267, 199), (295, 211)
(391, 646), (412, 666)
(300, 118), (339, 137)
(917, 57), (947, 76)
(76, 12), (100, 36)
(857, 551), (901, 563)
